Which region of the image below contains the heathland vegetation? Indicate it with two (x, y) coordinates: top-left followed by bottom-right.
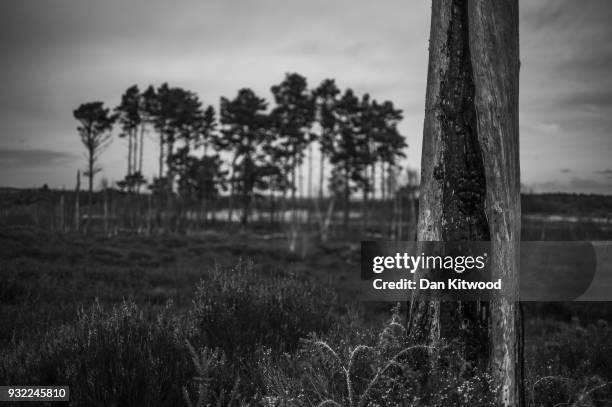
(0, 217), (611, 405)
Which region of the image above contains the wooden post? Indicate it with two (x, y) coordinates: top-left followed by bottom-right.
(407, 0), (522, 405)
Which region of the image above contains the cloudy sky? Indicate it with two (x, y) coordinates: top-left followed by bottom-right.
(0, 0), (611, 194)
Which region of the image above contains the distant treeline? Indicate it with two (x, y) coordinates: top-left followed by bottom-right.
(521, 193), (612, 217)
(72, 73), (407, 229)
(3, 187), (611, 217)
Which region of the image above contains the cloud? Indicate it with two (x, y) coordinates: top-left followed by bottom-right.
(0, 0), (611, 194)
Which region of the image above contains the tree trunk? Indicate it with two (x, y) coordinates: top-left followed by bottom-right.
(127, 132), (133, 190)
(291, 156), (297, 221)
(381, 161), (386, 202)
(241, 154), (250, 225)
(165, 139), (174, 232)
(343, 169), (349, 228)
(139, 124), (145, 175)
(362, 177), (368, 233)
(308, 143), (313, 200)
(319, 143), (325, 200)
(103, 187), (108, 235)
(228, 154), (237, 223)
(87, 149), (94, 234)
(132, 128), (138, 178)
(407, 0), (522, 405)
(74, 170), (81, 232)
(158, 136), (164, 180)
(59, 193), (65, 232)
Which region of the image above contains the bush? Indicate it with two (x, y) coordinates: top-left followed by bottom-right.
(258, 304), (497, 407)
(1, 300), (191, 406)
(188, 259), (335, 359)
(1, 260), (338, 405)
(526, 318), (612, 406)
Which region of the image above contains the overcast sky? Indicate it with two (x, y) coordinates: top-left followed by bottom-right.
(0, 0), (611, 194)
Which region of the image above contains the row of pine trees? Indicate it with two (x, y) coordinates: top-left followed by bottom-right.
(73, 73), (407, 225)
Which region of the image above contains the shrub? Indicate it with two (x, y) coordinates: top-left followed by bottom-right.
(259, 304), (496, 407)
(188, 259), (335, 359)
(1, 300), (191, 406)
(526, 318), (612, 406)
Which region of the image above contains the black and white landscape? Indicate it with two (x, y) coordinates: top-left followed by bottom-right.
(0, 1), (611, 406)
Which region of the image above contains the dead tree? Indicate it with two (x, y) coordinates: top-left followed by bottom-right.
(407, 0), (522, 405)
(74, 170), (81, 232)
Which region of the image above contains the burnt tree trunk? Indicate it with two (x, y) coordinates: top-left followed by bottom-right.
(407, 0), (522, 405)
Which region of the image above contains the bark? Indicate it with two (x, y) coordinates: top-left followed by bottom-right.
(407, 0), (522, 405)
(468, 1), (522, 404)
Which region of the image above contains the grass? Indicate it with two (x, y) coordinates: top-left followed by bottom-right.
(1, 223), (612, 405)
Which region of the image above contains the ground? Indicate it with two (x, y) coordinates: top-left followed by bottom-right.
(1, 222), (611, 405)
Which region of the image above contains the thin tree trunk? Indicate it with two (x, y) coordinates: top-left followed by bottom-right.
(59, 193), (65, 233)
(381, 161), (386, 202)
(103, 187), (108, 235)
(362, 174), (369, 233)
(371, 162), (376, 201)
(308, 143), (313, 200)
(228, 154), (237, 223)
(87, 147), (94, 235)
(241, 154), (249, 225)
(319, 142), (325, 200)
(127, 131), (133, 194)
(75, 170), (81, 232)
(139, 124), (145, 175)
(307, 143), (313, 223)
(166, 139), (174, 231)
(291, 155), (297, 221)
(158, 133), (164, 180)
(343, 169), (349, 228)
(407, 0), (522, 405)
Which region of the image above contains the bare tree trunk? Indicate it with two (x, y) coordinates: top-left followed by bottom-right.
(308, 144), (313, 199)
(343, 169), (350, 228)
(228, 154), (237, 223)
(132, 128), (138, 178)
(75, 170), (81, 232)
(319, 143), (325, 200)
(469, 1), (522, 404)
(407, 0), (522, 405)
(307, 143), (313, 223)
(166, 139), (174, 231)
(87, 150), (94, 234)
(291, 155), (297, 221)
(59, 192), (65, 233)
(127, 132), (133, 178)
(103, 187), (108, 235)
(139, 125), (145, 175)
